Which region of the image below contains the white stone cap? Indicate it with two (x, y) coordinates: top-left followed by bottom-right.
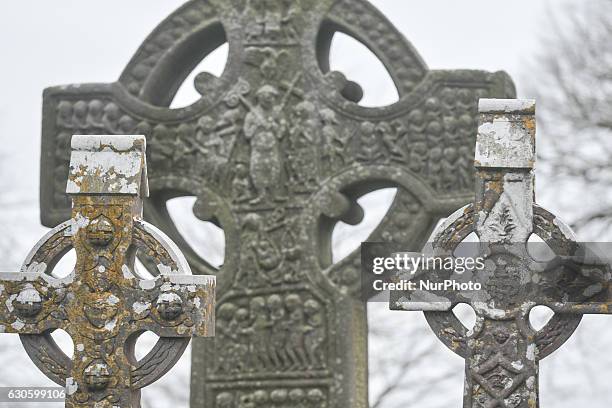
(66, 135), (149, 196)
(478, 98), (535, 115)
(475, 99), (536, 169)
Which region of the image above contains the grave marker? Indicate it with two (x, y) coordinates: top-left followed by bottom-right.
(39, 1), (516, 405)
(391, 99), (612, 407)
(2, 135), (215, 407)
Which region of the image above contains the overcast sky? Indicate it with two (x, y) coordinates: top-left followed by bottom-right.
(3, 2), (603, 407)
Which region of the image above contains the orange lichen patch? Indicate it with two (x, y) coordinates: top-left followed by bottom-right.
(523, 117), (536, 133)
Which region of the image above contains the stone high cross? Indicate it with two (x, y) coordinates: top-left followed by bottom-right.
(39, 1), (516, 406)
(391, 99), (612, 407)
(1, 135), (215, 408)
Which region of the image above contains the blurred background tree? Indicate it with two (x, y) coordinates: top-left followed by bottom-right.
(528, 0), (612, 239)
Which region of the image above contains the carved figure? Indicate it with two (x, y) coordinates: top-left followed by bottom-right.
(244, 85), (286, 204)
(267, 294), (289, 368)
(284, 294), (308, 369)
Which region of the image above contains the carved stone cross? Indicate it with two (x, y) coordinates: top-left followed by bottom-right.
(39, 1), (516, 406)
(391, 99), (612, 407)
(1, 135), (215, 407)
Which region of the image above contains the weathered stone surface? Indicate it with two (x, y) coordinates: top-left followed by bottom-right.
(2, 135), (215, 407)
(391, 99), (612, 407)
(39, 1), (516, 406)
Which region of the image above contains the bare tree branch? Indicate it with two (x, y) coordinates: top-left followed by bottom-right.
(526, 0), (612, 241)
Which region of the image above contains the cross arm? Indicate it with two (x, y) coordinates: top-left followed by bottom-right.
(0, 272), (71, 334)
(128, 274), (215, 337)
(320, 70), (516, 295)
(527, 250), (612, 313)
(321, 70), (515, 184)
(41, 82), (229, 227)
(391, 252), (612, 314)
(390, 272), (478, 312)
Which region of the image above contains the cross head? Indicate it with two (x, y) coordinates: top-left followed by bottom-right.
(1, 135), (215, 407)
(391, 99), (612, 408)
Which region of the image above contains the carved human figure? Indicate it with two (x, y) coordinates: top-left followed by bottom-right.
(215, 302), (239, 373)
(284, 294), (308, 369)
(458, 113), (474, 140)
(235, 308), (252, 372)
(457, 89), (474, 110)
(87, 100), (104, 128)
(407, 108), (426, 134)
(248, 47), (283, 80)
(303, 299), (325, 368)
(426, 120), (444, 145)
(134, 121), (152, 139)
(173, 123), (196, 171)
(102, 102), (121, 133)
(357, 121), (383, 161)
(441, 147), (458, 190)
(456, 145), (471, 189)
(391, 120), (409, 161)
(408, 142), (428, 174)
(242, 214), (283, 286)
(244, 1), (264, 41)
(378, 121), (406, 162)
(243, 85), (286, 204)
(425, 98), (443, 144)
(261, 0), (283, 41)
(217, 108), (242, 156)
(307, 389), (326, 408)
(281, 0), (301, 41)
(440, 88), (456, 112)
(216, 392), (235, 408)
(267, 294), (289, 368)
(72, 100), (88, 129)
(280, 228), (302, 283)
(320, 108), (347, 169)
(57, 101), (73, 128)
(55, 131), (72, 160)
(150, 124), (175, 171)
(444, 115), (459, 141)
(252, 389), (269, 407)
(248, 297), (273, 370)
(288, 388), (306, 408)
(253, 235), (283, 284)
(202, 122), (224, 158)
(232, 163), (253, 204)
(118, 115), (136, 134)
(195, 116), (214, 153)
(428, 146), (443, 190)
(287, 101), (320, 189)
(193, 116), (215, 174)
(270, 389), (288, 407)
(240, 214), (262, 286)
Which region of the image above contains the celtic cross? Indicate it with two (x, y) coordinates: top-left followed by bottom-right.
(1, 135), (215, 407)
(391, 99), (612, 407)
(39, 1), (516, 406)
